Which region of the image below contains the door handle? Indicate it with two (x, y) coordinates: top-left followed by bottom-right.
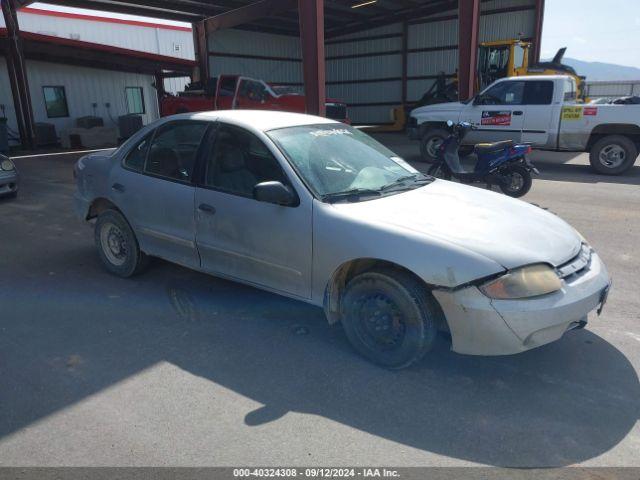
(111, 183), (125, 193)
(198, 203), (216, 214)
(513, 111), (524, 116)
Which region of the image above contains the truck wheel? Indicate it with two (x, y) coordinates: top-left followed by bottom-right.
(340, 268), (439, 369)
(420, 129), (448, 163)
(590, 135), (638, 175)
(95, 209), (148, 278)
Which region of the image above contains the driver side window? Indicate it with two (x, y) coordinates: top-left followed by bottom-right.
(482, 81), (525, 105)
(144, 121), (208, 182)
(205, 124), (288, 197)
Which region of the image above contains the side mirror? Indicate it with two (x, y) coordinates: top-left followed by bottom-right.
(473, 95), (483, 106)
(253, 181), (297, 206)
(446, 120), (454, 128)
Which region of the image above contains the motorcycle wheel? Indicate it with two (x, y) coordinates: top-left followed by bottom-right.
(427, 163), (452, 180)
(499, 164), (532, 198)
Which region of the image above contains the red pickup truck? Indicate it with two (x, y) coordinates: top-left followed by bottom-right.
(160, 74), (350, 123)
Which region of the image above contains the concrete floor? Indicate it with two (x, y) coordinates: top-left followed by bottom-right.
(0, 137), (639, 468)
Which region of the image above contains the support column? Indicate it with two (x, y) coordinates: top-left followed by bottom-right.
(298, 0), (325, 117)
(458, 0), (480, 101)
(531, 0), (545, 63)
(401, 21), (408, 106)
(193, 20), (209, 84)
(2, 0), (36, 149)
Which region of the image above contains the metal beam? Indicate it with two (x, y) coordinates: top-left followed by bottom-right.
(193, 20), (209, 83)
(401, 20), (408, 105)
(531, 0), (545, 63)
(204, 0), (297, 33)
(298, 0), (325, 117)
(2, 0), (36, 149)
(458, 0), (480, 100)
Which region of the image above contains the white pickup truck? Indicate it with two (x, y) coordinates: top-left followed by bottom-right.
(408, 75), (640, 175)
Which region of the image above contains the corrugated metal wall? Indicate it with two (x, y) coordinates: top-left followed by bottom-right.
(327, 0), (537, 124)
(29, 61), (157, 134)
(208, 29), (302, 84)
(0, 9), (194, 95)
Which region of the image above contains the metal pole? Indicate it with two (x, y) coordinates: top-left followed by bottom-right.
(458, 0), (480, 101)
(298, 0), (325, 117)
(531, 0), (545, 63)
(1, 0), (36, 149)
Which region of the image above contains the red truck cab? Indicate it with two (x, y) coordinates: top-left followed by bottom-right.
(160, 75), (350, 124)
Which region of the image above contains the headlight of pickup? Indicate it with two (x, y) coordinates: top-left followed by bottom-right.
(480, 264), (562, 300)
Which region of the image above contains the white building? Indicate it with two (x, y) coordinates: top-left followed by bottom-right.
(0, 5), (195, 147)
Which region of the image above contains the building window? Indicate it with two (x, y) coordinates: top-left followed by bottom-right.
(43, 86), (69, 118)
(125, 87), (145, 115)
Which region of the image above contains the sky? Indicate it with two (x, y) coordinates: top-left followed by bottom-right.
(541, 0), (640, 68)
(28, 0), (640, 69)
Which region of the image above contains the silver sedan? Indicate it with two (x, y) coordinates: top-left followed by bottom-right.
(0, 154), (18, 198)
(74, 110), (611, 368)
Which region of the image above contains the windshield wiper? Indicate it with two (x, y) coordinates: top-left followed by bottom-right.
(379, 174), (433, 191)
(321, 188), (382, 203)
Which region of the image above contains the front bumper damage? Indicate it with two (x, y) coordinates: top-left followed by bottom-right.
(433, 252), (611, 356)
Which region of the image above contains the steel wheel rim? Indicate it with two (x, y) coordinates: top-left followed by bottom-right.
(599, 144), (626, 168)
(100, 222), (128, 266)
(426, 137), (443, 158)
(353, 292), (406, 352)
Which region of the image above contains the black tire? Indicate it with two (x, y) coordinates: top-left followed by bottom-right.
(341, 268), (439, 369)
(94, 209), (148, 278)
(419, 129), (449, 163)
(427, 162), (452, 180)
(499, 164), (532, 198)
(589, 135), (638, 175)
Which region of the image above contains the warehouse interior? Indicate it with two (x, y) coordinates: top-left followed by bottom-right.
(1, 0), (545, 148)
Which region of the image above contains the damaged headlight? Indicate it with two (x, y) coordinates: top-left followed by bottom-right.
(1, 159), (15, 171)
(480, 264), (562, 300)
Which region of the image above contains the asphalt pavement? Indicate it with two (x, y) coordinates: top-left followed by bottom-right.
(0, 139), (639, 467)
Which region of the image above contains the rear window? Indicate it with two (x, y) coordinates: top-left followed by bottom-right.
(523, 81), (554, 105)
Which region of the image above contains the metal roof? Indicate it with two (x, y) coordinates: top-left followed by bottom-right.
(16, 0), (460, 38)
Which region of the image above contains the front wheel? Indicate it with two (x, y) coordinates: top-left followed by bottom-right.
(499, 164), (532, 198)
(419, 129), (448, 163)
(341, 269), (439, 369)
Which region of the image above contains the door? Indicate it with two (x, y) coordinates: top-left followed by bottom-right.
(460, 79), (526, 144)
(194, 123), (313, 299)
(215, 75), (237, 110)
(521, 79), (558, 146)
(111, 120), (209, 268)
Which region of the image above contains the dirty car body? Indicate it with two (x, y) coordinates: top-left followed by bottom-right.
(74, 110), (611, 365)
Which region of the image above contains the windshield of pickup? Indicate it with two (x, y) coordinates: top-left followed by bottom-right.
(267, 124), (431, 202)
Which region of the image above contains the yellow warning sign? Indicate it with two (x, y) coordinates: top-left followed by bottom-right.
(562, 106), (583, 121)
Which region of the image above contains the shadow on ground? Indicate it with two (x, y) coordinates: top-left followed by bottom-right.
(0, 153), (638, 468)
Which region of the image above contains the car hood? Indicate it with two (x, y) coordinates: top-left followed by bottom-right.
(411, 101), (466, 115)
(331, 180), (581, 270)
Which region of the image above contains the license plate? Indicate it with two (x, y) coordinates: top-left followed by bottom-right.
(597, 283), (611, 316)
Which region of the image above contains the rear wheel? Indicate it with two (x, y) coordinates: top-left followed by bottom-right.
(589, 135), (638, 175)
(419, 129), (448, 163)
(499, 164), (532, 198)
(341, 269), (439, 369)
(95, 209), (148, 278)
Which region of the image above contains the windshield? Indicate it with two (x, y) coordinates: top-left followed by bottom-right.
(267, 124), (431, 202)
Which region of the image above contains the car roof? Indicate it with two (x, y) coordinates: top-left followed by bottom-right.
(179, 109), (339, 132)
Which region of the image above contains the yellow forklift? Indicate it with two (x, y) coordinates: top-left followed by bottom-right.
(478, 39), (586, 99)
